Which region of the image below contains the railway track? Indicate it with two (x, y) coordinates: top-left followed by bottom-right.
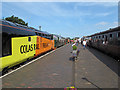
(0, 45), (66, 79)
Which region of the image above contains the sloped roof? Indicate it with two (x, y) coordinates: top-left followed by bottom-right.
(90, 26), (120, 37)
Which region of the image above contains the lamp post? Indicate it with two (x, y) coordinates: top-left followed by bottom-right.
(39, 26), (41, 31)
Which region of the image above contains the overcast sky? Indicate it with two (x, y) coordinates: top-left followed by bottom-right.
(2, 1), (118, 38)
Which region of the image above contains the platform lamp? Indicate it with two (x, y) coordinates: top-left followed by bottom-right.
(39, 26), (41, 31)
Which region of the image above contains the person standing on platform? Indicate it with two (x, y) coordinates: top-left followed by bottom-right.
(81, 40), (83, 45)
(72, 43), (80, 59)
(72, 43), (77, 50)
(89, 39), (92, 48)
(83, 40), (87, 49)
(72, 43), (77, 59)
(76, 39), (79, 46)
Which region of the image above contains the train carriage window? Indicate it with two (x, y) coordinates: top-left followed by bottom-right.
(105, 35), (108, 41)
(117, 32), (120, 38)
(102, 35), (105, 40)
(46, 34), (48, 38)
(41, 33), (43, 37)
(45, 34), (47, 38)
(40, 33), (42, 36)
(28, 37), (31, 42)
(2, 32), (12, 57)
(51, 35), (53, 40)
(48, 35), (50, 38)
(50, 35), (52, 39)
(110, 34), (113, 38)
(99, 36), (101, 39)
(117, 32), (120, 45)
(35, 32), (38, 35)
(102, 35), (104, 38)
(38, 33), (41, 36)
(44, 34), (45, 37)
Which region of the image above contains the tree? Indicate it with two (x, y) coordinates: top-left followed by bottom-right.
(25, 23), (28, 26)
(5, 15), (28, 26)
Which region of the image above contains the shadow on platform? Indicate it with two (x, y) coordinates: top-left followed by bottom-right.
(82, 77), (102, 90)
(86, 47), (120, 77)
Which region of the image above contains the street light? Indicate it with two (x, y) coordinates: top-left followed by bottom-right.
(39, 26), (41, 31)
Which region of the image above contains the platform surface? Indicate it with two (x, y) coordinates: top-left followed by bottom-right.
(2, 44), (119, 89)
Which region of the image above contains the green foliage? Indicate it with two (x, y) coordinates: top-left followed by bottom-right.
(5, 15), (28, 26)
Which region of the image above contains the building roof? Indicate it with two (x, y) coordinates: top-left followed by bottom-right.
(88, 26), (120, 37)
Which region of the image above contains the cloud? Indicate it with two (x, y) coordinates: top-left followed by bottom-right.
(74, 2), (117, 8)
(96, 21), (118, 31)
(96, 21), (118, 26)
(5, 2), (94, 17)
(113, 21), (118, 26)
(94, 21), (118, 34)
(96, 21), (108, 26)
(6, 3), (58, 16)
(74, 2), (115, 17)
(3, 2), (116, 18)
(95, 12), (112, 17)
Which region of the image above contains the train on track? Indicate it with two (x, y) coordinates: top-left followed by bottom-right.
(0, 20), (67, 73)
(82, 26), (120, 60)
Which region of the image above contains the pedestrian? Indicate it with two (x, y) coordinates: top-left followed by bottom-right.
(76, 40), (79, 46)
(72, 43), (77, 50)
(77, 49), (80, 56)
(72, 43), (77, 60)
(89, 39), (92, 48)
(81, 40), (83, 45)
(83, 40), (86, 49)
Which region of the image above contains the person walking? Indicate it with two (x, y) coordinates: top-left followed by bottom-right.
(72, 43), (77, 60)
(89, 39), (92, 48)
(83, 40), (86, 49)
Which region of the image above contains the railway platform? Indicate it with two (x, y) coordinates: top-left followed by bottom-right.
(2, 44), (119, 89)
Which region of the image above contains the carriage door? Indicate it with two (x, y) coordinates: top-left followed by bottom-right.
(105, 35), (108, 44)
